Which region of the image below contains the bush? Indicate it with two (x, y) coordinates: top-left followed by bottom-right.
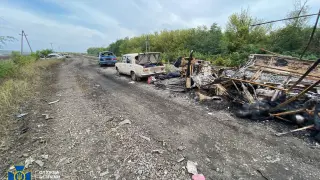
(35, 49), (54, 58)
(11, 52), (36, 66)
(0, 60), (16, 78)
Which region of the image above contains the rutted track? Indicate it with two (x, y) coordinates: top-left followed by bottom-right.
(2, 56), (320, 180)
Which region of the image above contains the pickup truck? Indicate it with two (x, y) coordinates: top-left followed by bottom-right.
(99, 51), (117, 66)
(115, 52), (165, 81)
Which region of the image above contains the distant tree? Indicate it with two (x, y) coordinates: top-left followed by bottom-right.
(268, 0), (311, 54)
(35, 49), (54, 58)
(86, 0), (318, 67)
(0, 36), (15, 49)
(224, 9), (270, 65)
(225, 9), (269, 53)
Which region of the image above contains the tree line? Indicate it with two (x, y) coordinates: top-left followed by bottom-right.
(87, 5), (320, 66)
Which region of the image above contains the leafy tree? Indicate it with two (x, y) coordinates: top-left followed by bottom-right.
(268, 0), (310, 54)
(86, 1), (319, 66)
(0, 36), (15, 49)
(36, 49), (54, 57)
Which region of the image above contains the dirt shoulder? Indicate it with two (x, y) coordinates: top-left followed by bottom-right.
(0, 61), (60, 177)
(2, 56), (320, 180)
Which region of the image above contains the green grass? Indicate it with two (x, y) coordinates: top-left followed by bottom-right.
(0, 54), (62, 139)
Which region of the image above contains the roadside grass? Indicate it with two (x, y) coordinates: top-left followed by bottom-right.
(0, 55), (62, 140)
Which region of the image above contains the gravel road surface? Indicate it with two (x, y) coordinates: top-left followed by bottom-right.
(1, 56), (320, 180)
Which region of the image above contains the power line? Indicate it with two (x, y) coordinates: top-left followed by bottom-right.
(1, 17), (34, 53)
(251, 12), (320, 26)
(23, 32), (33, 53)
(0, 16), (21, 31)
(299, 9), (320, 60)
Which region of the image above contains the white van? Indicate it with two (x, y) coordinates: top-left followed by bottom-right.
(115, 52), (165, 81)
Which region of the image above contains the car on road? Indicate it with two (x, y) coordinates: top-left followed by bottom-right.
(61, 53), (71, 58)
(45, 53), (66, 59)
(99, 51), (117, 66)
(115, 52), (165, 81)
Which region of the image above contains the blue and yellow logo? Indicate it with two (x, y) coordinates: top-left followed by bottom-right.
(8, 165), (31, 180)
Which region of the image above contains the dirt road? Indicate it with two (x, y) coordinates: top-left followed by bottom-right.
(2, 56), (320, 180)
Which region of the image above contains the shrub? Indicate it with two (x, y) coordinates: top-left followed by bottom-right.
(0, 60), (16, 78)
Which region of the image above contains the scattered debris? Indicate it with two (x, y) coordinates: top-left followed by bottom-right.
(20, 127), (29, 134)
(17, 113), (28, 118)
(177, 157), (185, 163)
(151, 149), (163, 154)
(198, 92), (222, 102)
(106, 116), (114, 122)
(192, 174), (206, 180)
(118, 119), (131, 126)
(150, 52), (320, 141)
(99, 171), (109, 177)
(257, 169), (269, 180)
(42, 114), (53, 120)
(139, 135), (151, 142)
(48, 99), (60, 105)
(187, 160), (198, 175)
(23, 153), (29, 157)
(35, 160), (44, 167)
(40, 154), (48, 159)
(276, 125), (314, 136)
(25, 157), (35, 168)
(177, 146), (185, 151)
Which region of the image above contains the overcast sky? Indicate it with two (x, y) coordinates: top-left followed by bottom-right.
(0, 0), (319, 52)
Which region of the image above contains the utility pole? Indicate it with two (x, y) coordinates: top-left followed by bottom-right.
(50, 43), (53, 50)
(23, 32), (33, 53)
(145, 35), (149, 53)
(19, 30), (24, 55)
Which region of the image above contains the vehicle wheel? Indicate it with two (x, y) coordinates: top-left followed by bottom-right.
(100, 64), (103, 67)
(116, 68), (121, 76)
(131, 72), (136, 81)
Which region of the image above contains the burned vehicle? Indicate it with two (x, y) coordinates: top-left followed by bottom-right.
(115, 52), (165, 81)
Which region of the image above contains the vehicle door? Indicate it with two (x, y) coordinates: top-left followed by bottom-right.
(124, 56), (133, 75)
(117, 56), (125, 73)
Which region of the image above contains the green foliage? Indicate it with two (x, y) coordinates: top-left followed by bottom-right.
(0, 36), (16, 49)
(225, 9), (270, 54)
(87, 5), (319, 67)
(0, 49), (53, 79)
(35, 49), (54, 58)
(0, 60), (16, 78)
(11, 51), (36, 66)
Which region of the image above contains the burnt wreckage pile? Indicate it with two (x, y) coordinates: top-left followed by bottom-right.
(151, 52), (320, 140)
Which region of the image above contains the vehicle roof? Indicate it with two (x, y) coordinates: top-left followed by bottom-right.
(100, 51), (113, 54)
(123, 52), (161, 57)
(48, 53), (61, 56)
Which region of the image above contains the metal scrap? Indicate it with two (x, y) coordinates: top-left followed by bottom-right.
(149, 51), (320, 140)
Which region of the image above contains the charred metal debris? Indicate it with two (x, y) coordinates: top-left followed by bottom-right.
(149, 51), (320, 141)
